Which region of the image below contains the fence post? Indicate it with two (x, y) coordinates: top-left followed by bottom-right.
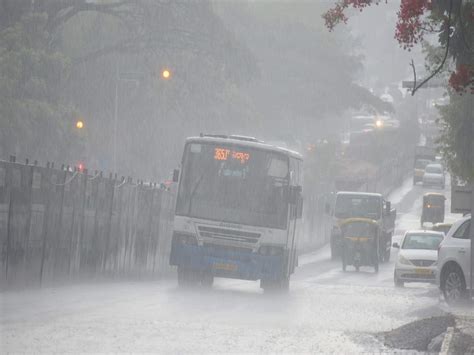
(53, 169), (68, 280)
(103, 176), (115, 272)
(22, 164), (35, 269)
(67, 169), (78, 276)
(113, 178), (124, 275)
(145, 186), (155, 272)
(5, 177), (13, 282)
(77, 169), (88, 277)
(39, 164), (52, 286)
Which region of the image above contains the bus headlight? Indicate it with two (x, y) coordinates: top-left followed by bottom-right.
(259, 245), (284, 256)
(172, 232), (198, 246)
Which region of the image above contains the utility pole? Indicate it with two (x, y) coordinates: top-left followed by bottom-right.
(113, 62), (119, 175)
(111, 65), (169, 174)
(470, 97), (474, 301)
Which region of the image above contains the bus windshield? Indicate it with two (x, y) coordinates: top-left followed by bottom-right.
(334, 195), (381, 219)
(176, 142), (290, 229)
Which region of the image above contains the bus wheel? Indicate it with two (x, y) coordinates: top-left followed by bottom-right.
(177, 267), (198, 287)
(261, 277), (289, 293)
(201, 272), (214, 288)
(280, 277), (290, 291)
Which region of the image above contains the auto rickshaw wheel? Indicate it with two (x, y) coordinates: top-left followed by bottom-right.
(373, 252), (379, 272)
(341, 245), (347, 271)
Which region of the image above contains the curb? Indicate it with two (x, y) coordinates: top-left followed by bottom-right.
(439, 326), (455, 355)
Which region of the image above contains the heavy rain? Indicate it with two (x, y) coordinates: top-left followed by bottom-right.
(1, 1), (473, 353)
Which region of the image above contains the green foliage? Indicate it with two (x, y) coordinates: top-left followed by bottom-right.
(437, 92), (474, 183)
(0, 13), (80, 162)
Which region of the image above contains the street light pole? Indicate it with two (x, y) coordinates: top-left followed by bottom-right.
(112, 66), (171, 174)
(470, 97), (474, 302)
(113, 62), (119, 175)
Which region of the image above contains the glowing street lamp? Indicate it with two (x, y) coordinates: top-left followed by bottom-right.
(76, 120), (84, 129)
(161, 69), (171, 80)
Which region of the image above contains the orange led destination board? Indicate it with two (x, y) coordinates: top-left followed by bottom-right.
(214, 147), (250, 164)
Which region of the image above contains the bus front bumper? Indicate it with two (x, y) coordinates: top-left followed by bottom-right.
(169, 243), (286, 281)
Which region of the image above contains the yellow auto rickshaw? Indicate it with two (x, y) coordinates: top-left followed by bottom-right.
(340, 218), (379, 273)
(421, 193), (446, 227)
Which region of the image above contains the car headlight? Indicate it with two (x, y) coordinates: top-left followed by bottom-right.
(398, 255), (412, 265)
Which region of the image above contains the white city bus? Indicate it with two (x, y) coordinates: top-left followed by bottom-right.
(169, 134), (303, 291)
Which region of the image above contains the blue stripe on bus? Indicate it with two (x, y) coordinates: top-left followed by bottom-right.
(170, 243), (286, 281)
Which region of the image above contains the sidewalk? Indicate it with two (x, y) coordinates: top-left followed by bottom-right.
(444, 308), (474, 354)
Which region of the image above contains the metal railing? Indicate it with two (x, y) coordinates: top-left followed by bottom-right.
(0, 157), (175, 288)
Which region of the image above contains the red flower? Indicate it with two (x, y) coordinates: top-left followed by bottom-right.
(394, 0), (430, 49)
(449, 65), (474, 93)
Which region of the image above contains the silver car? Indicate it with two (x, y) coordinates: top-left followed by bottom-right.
(422, 163), (445, 189)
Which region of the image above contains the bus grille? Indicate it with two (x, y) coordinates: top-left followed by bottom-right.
(197, 226), (261, 244)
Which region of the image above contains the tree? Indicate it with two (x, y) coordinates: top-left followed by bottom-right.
(0, 13), (80, 161)
(0, 0), (257, 178)
(323, 0), (474, 182)
(323, 0), (474, 94)
(216, 1), (392, 143)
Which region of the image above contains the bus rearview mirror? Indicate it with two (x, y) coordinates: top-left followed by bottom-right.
(172, 169), (180, 183)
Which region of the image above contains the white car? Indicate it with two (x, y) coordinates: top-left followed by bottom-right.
(393, 230), (444, 287)
(437, 215), (472, 305)
(422, 163), (445, 189)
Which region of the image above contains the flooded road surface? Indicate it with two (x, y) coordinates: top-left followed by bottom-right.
(0, 178), (463, 353)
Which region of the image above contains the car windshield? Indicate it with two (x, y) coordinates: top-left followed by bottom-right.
(334, 195), (381, 219)
(176, 142), (290, 229)
(402, 233), (444, 250)
(415, 159), (431, 169)
(425, 165), (442, 174)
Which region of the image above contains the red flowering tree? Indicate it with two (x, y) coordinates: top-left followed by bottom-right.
(323, 0), (474, 95)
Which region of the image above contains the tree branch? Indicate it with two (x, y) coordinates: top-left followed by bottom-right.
(410, 59), (417, 92)
(410, 0), (453, 95)
(46, 0), (130, 33)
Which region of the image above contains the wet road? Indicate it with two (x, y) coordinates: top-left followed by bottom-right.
(0, 177), (464, 352)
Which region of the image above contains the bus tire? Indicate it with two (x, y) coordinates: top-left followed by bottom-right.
(261, 277), (289, 293)
(177, 267), (198, 287)
(201, 272), (214, 288)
